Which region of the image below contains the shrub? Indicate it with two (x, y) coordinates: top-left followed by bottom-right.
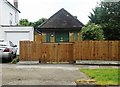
(81, 23), (104, 40)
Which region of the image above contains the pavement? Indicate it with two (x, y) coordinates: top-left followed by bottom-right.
(1, 63), (120, 85)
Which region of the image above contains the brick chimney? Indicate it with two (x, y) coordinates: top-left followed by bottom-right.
(14, 0), (18, 8)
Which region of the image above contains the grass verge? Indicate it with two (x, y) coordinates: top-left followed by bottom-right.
(80, 68), (120, 85)
(11, 55), (19, 64)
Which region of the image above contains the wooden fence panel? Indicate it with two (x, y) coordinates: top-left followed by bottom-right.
(20, 41), (120, 62)
(35, 42), (42, 61)
(34, 35), (42, 42)
(90, 41), (94, 60)
(20, 41), (29, 61)
(73, 41), (120, 61)
(94, 41), (98, 60)
(111, 41), (119, 61)
(57, 43), (73, 63)
(41, 44), (48, 62)
(20, 41), (24, 61)
(46, 44), (57, 63)
(57, 44), (64, 62)
(31, 42), (40, 61)
(73, 41), (81, 60)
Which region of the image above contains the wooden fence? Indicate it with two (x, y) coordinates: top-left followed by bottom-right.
(20, 41), (73, 63)
(73, 41), (120, 61)
(20, 41), (120, 62)
(34, 35), (42, 42)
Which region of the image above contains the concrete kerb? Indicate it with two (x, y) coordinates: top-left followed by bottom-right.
(17, 60), (120, 65)
(17, 61), (39, 65)
(75, 60), (120, 65)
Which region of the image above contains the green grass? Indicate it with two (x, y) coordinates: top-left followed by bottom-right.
(80, 68), (120, 85)
(11, 55), (19, 64)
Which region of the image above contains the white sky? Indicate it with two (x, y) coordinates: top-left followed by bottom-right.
(8, 0), (101, 24)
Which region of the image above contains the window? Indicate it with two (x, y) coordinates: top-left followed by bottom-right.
(15, 12), (17, 23)
(74, 32), (78, 41)
(9, 13), (13, 25)
(46, 33), (50, 43)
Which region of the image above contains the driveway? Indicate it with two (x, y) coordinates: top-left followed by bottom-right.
(2, 64), (89, 85)
(2, 63), (119, 85)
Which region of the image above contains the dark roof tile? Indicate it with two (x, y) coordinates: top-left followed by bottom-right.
(38, 8), (84, 29)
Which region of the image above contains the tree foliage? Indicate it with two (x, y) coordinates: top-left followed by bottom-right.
(81, 23), (104, 40)
(19, 18), (47, 28)
(33, 18), (47, 28)
(88, 1), (120, 40)
(19, 19), (31, 26)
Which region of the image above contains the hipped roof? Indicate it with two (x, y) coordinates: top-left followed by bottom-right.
(38, 8), (84, 29)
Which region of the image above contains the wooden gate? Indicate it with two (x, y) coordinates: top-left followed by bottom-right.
(40, 43), (73, 63)
(20, 41), (73, 63)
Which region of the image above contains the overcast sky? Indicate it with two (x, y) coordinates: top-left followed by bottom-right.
(8, 0), (101, 24)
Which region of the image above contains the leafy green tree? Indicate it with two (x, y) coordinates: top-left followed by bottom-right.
(88, 1), (120, 40)
(88, 7), (107, 24)
(81, 23), (104, 40)
(19, 18), (47, 28)
(19, 19), (31, 26)
(33, 18), (47, 28)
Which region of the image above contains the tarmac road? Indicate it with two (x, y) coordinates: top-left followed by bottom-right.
(2, 64), (90, 85)
(1, 63), (119, 85)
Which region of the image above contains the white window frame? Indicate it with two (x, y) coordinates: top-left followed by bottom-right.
(9, 13), (13, 25)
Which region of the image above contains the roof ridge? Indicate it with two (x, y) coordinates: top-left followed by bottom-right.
(38, 8), (84, 29)
(5, 0), (21, 13)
